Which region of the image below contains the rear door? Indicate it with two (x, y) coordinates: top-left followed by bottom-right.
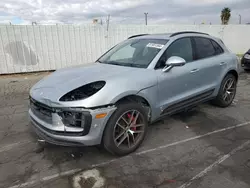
(190, 36), (225, 92)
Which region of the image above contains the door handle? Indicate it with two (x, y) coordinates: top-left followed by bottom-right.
(190, 68), (199, 73)
(220, 62), (226, 66)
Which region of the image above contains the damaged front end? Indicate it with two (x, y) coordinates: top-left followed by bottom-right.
(29, 97), (117, 146)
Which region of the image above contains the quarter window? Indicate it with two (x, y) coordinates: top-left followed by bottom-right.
(194, 37), (216, 59)
(211, 40), (224, 55)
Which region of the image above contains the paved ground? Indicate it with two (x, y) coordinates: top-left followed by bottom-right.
(1, 70), (250, 188)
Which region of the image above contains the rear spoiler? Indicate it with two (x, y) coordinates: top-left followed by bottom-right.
(128, 34), (148, 39)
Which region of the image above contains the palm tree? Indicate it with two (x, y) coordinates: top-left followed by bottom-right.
(221, 8), (231, 25)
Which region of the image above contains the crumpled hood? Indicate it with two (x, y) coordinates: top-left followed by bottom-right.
(30, 63), (157, 106)
(33, 63), (132, 91)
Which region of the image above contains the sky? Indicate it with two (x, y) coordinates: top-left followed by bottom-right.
(0, 0), (250, 25)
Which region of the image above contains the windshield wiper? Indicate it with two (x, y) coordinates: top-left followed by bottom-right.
(129, 63), (144, 68)
(104, 61), (123, 66)
(96, 60), (103, 63)
(103, 61), (145, 68)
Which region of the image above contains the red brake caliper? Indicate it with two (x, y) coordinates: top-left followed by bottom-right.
(127, 113), (136, 131)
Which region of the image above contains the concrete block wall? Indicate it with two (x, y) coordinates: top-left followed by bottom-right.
(0, 25), (249, 74)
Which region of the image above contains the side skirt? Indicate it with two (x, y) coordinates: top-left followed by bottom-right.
(151, 89), (215, 123)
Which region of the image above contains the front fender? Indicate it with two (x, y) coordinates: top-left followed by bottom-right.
(110, 85), (159, 122)
(110, 90), (141, 104)
(137, 85), (160, 121)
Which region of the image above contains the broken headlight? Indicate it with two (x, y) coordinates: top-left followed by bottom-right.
(58, 109), (92, 135)
(59, 111), (84, 128)
(59, 81), (106, 101)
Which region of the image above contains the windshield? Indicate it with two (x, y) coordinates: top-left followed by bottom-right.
(97, 38), (168, 68)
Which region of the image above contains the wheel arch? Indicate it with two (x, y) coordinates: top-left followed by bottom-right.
(111, 93), (153, 121)
(216, 69), (238, 95)
(115, 94), (151, 108)
(212, 69), (238, 107)
(226, 69), (238, 82)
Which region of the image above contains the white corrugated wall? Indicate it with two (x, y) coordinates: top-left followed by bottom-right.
(0, 24), (249, 74)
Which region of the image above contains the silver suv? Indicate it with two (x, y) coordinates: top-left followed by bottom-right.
(29, 31), (239, 156)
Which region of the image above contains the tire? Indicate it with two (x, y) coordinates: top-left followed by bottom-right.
(211, 73), (237, 107)
(102, 102), (148, 156)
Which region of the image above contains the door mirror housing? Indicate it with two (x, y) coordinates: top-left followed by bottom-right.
(162, 56), (186, 72)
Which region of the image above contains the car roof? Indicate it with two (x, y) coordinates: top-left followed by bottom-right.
(128, 31), (211, 40)
(127, 31), (229, 53)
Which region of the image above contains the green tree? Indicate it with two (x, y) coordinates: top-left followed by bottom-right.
(221, 7), (231, 25)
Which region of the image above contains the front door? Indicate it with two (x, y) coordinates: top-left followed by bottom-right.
(156, 37), (201, 115)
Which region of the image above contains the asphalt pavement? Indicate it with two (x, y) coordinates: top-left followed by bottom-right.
(1, 69), (250, 188)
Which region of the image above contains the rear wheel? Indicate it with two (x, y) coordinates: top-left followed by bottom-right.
(212, 74), (237, 107)
(103, 102), (148, 156)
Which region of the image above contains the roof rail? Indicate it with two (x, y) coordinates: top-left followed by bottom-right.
(128, 34), (149, 39)
(170, 31), (209, 37)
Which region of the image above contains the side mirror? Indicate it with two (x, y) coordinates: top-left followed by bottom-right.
(162, 56), (186, 72)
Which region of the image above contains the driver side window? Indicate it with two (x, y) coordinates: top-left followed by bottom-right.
(155, 37), (193, 69)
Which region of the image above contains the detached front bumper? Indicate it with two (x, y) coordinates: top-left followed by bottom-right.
(29, 98), (116, 146)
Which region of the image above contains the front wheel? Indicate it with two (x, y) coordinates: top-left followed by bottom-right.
(103, 102), (148, 156)
(212, 73), (237, 107)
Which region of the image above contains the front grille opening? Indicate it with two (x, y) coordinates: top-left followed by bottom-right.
(30, 98), (53, 113)
(30, 96), (92, 135)
(30, 97), (53, 123)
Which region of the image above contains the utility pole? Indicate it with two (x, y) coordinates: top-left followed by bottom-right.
(144, 12), (148, 25)
(239, 14), (242, 24)
(106, 14), (110, 32)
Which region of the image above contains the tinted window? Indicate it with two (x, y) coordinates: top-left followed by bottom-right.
(194, 37), (216, 59)
(211, 40), (224, 55)
(155, 37), (193, 69)
(166, 38), (193, 62)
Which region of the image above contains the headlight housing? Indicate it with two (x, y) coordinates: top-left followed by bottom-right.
(57, 109), (92, 135)
(59, 111), (84, 127)
(59, 81), (106, 101)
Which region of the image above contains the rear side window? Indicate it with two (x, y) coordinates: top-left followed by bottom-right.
(194, 37), (216, 59)
(211, 40), (224, 55)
